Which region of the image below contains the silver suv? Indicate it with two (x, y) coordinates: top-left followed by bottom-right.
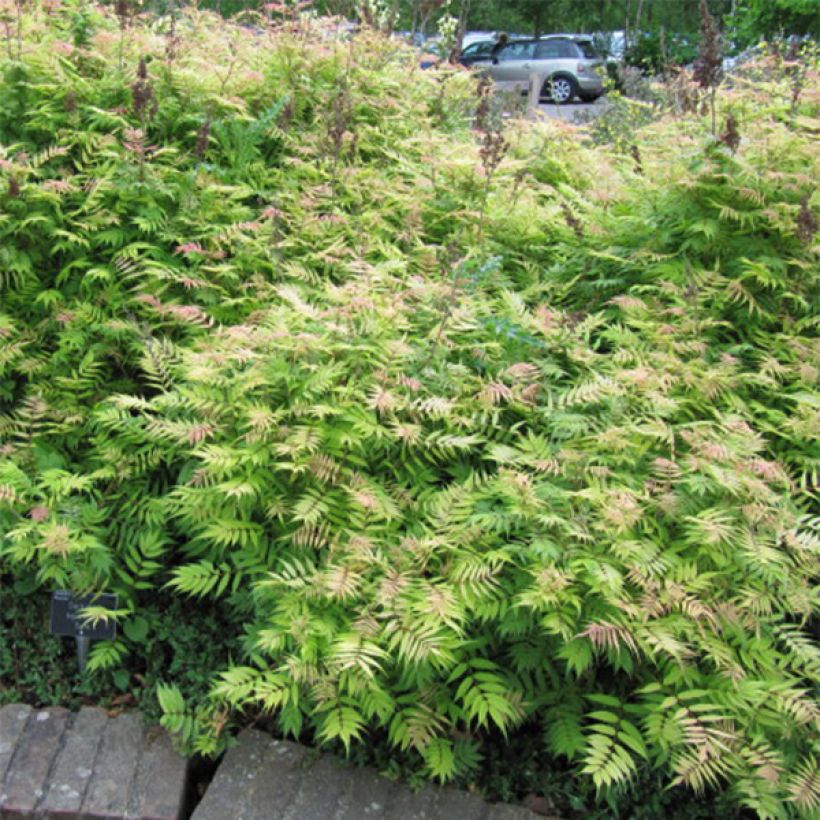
(476, 35), (604, 103)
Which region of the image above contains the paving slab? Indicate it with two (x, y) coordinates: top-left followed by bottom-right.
(39, 706), (108, 817)
(249, 737), (311, 819)
(127, 726), (190, 820)
(0, 705), (33, 784)
(333, 765), (397, 819)
(1, 707), (71, 816)
(383, 783), (440, 819)
(283, 755), (348, 820)
(193, 726), (265, 819)
(191, 729), (299, 820)
(434, 787), (495, 819)
(81, 712), (144, 818)
(192, 728), (540, 820)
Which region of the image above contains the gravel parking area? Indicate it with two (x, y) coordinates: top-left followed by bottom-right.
(539, 96), (609, 121)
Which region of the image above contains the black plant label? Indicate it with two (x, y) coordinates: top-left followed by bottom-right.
(49, 591), (119, 640)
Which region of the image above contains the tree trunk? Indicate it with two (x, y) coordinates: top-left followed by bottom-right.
(624, 0), (632, 51)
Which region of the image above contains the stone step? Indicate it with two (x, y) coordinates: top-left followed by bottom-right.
(0, 704), (188, 820)
(192, 728), (550, 820)
(1, 706), (557, 820)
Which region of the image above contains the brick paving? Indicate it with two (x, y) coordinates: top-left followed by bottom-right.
(0, 704), (187, 819)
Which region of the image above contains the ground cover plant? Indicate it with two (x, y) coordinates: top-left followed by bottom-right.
(0, 576), (239, 718)
(0, 2), (818, 817)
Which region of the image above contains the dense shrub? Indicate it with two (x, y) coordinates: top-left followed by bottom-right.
(0, 3), (818, 816)
(623, 30), (699, 74)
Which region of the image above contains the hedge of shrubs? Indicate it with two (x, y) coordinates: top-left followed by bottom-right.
(0, 3), (817, 816)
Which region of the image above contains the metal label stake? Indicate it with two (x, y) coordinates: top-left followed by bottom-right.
(50, 591), (118, 675)
(75, 632), (91, 674)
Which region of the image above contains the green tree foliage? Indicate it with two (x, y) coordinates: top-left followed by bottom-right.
(99, 0), (820, 74)
(467, 0), (735, 38)
(731, 0), (820, 46)
(0, 3), (818, 816)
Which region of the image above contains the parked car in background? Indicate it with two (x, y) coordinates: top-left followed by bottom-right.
(472, 34), (605, 103)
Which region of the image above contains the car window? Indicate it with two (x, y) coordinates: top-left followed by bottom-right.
(536, 39), (578, 59)
(535, 41), (560, 59)
(463, 41), (493, 57)
(575, 40), (599, 59)
(498, 42), (536, 61)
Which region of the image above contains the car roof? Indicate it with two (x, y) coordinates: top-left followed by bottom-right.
(496, 36), (596, 51)
(540, 33), (594, 41)
(462, 31), (496, 44)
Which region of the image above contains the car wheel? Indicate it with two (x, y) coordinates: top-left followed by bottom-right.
(544, 74), (578, 104)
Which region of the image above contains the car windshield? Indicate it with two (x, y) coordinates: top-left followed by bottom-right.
(575, 40), (599, 59)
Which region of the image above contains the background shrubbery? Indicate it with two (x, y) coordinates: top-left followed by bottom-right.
(0, 3), (818, 817)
